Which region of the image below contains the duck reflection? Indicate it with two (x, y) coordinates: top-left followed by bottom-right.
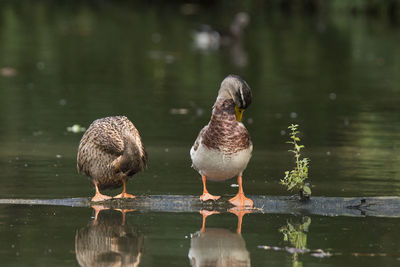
(75, 206), (144, 267)
(189, 209), (251, 267)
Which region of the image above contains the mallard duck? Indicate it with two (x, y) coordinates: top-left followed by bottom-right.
(190, 75), (253, 207)
(77, 116), (147, 202)
(193, 12), (250, 51)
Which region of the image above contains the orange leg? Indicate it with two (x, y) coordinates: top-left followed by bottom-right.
(114, 178), (135, 199)
(91, 180), (112, 202)
(200, 209), (220, 233)
(200, 174), (221, 202)
(229, 208), (253, 234)
(229, 175), (253, 207)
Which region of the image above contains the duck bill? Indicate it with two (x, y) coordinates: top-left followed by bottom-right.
(235, 107), (244, 122)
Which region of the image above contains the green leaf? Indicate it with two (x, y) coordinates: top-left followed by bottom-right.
(302, 185), (312, 196)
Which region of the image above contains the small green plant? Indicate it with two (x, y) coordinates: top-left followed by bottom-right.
(281, 124), (311, 200)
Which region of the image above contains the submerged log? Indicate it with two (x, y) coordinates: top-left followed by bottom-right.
(0, 195), (399, 218)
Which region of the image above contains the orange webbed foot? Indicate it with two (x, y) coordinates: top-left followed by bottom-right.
(91, 193), (112, 202)
(114, 192), (136, 199)
(200, 174), (220, 202)
(200, 192), (221, 202)
(229, 193), (253, 208)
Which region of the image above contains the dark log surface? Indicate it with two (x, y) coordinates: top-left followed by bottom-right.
(0, 195), (399, 218)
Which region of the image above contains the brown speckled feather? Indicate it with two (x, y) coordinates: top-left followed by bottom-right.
(77, 116), (147, 190)
(201, 99), (251, 154)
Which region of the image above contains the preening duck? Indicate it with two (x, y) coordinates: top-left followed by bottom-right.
(77, 116), (147, 202)
(190, 75), (253, 207)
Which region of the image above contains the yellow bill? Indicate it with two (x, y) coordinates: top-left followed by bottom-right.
(235, 106), (245, 122)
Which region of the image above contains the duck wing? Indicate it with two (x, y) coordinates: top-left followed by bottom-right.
(77, 118), (125, 174)
(85, 118), (125, 156)
(90, 128), (124, 156)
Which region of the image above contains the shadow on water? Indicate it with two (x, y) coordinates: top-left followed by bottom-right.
(75, 207), (144, 267)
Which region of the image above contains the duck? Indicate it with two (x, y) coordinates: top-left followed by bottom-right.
(192, 12), (250, 51)
(190, 75), (253, 207)
(77, 116), (147, 202)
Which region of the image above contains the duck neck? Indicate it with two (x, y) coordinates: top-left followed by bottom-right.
(211, 98), (236, 123)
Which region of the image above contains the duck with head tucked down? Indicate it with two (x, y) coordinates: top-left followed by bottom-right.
(190, 75), (253, 207)
(77, 116), (147, 202)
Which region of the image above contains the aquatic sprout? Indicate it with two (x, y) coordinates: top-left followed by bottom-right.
(281, 124), (311, 200)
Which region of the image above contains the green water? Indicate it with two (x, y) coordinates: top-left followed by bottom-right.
(1, 1), (400, 266)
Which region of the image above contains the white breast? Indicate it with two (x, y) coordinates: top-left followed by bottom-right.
(190, 137), (252, 181)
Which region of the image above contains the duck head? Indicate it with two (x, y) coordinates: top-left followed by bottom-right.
(216, 75), (252, 122)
